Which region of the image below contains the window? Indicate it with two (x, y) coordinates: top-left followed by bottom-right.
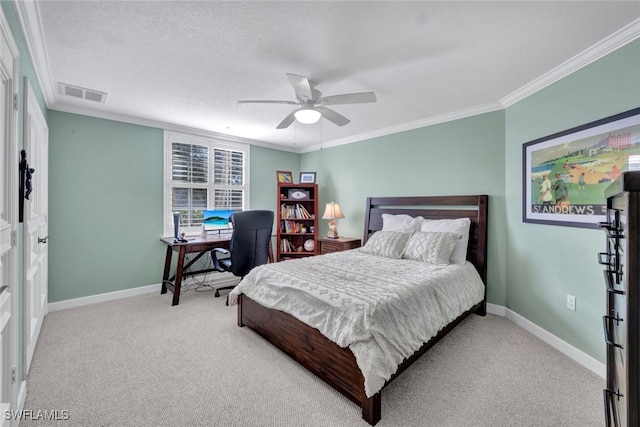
(164, 131), (249, 236)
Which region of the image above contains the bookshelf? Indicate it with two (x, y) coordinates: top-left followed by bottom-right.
(277, 183), (318, 261)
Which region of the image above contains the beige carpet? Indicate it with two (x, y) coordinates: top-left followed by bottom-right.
(22, 288), (604, 426)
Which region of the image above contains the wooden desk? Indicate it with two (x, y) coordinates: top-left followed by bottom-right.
(160, 234), (231, 306)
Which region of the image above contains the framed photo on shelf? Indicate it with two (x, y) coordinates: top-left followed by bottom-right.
(299, 172), (316, 183)
(276, 170), (293, 183)
(523, 107), (640, 229)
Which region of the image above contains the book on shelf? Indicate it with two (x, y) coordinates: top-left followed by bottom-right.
(280, 238), (295, 253)
(281, 220), (312, 233)
(280, 204), (312, 219)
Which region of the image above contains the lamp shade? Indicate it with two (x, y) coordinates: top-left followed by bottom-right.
(322, 202), (345, 220)
(294, 107), (321, 124)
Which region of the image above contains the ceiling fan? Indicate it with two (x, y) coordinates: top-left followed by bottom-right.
(238, 73), (377, 129)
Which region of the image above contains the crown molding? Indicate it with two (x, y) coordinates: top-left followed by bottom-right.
(302, 18), (640, 153)
(501, 18), (640, 108)
(50, 103), (299, 153)
(299, 101), (504, 153)
(13, 0), (56, 107)
(16, 4), (640, 154)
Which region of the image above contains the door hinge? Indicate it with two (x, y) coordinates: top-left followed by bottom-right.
(11, 367), (16, 383)
(11, 230), (17, 247)
(12, 93), (18, 111)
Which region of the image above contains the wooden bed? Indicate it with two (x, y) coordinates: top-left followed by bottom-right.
(236, 195), (488, 425)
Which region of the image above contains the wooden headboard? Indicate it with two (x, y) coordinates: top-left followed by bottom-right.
(363, 195), (488, 284)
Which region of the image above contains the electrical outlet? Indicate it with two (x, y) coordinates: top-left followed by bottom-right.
(567, 294), (576, 311)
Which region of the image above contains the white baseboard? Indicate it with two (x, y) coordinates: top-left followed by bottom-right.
(17, 380), (25, 412)
(486, 303), (605, 378)
(486, 303), (506, 317)
(48, 275), (240, 312)
(48, 284), (161, 312)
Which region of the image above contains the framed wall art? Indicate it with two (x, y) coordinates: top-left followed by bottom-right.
(523, 107), (640, 228)
(276, 170), (293, 183)
(299, 172), (316, 184)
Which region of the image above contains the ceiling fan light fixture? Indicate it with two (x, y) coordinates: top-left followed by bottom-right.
(294, 107), (321, 124)
(239, 74), (376, 129)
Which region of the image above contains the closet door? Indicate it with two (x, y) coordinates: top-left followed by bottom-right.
(0, 8), (19, 424)
(23, 77), (49, 374)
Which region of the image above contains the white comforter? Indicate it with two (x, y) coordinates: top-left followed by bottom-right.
(228, 249), (485, 397)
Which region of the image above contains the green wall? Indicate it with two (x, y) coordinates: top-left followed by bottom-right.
(249, 145), (300, 212)
(44, 31), (639, 365)
(301, 111), (507, 305)
(47, 112), (299, 302)
(48, 112), (164, 302)
(504, 39), (640, 361)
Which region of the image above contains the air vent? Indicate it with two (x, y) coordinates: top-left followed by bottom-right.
(58, 83), (107, 104)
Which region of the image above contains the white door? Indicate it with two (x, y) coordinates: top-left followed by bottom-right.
(0, 9), (19, 426)
(23, 77), (48, 374)
(0, 76), (14, 419)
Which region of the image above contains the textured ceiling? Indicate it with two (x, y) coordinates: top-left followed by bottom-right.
(30, 1), (640, 151)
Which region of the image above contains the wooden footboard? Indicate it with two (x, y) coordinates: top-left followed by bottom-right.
(237, 294), (381, 424)
(238, 293), (483, 425)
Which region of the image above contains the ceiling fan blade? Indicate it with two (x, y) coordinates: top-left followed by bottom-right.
(238, 100), (298, 105)
(317, 106), (350, 127)
(276, 111), (297, 129)
(318, 92), (377, 105)
(286, 73), (313, 101)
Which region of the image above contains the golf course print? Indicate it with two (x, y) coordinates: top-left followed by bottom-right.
(526, 115), (640, 226)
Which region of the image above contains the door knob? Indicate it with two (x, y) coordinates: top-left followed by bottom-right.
(37, 236), (48, 244)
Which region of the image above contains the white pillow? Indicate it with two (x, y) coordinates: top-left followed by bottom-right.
(382, 214), (424, 232)
(403, 231), (461, 265)
(420, 217), (471, 264)
(361, 231), (412, 259)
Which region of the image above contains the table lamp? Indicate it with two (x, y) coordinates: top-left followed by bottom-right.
(322, 202), (344, 239)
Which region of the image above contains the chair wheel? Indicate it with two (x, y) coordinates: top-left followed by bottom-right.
(214, 290), (220, 297)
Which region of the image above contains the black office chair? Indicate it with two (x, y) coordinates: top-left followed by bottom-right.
(211, 210), (274, 300)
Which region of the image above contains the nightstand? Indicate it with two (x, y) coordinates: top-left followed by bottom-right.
(317, 237), (361, 255)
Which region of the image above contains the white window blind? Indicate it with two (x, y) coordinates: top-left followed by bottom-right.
(212, 148), (244, 210)
(172, 143), (208, 183)
(172, 143), (209, 228)
(164, 131), (249, 236)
